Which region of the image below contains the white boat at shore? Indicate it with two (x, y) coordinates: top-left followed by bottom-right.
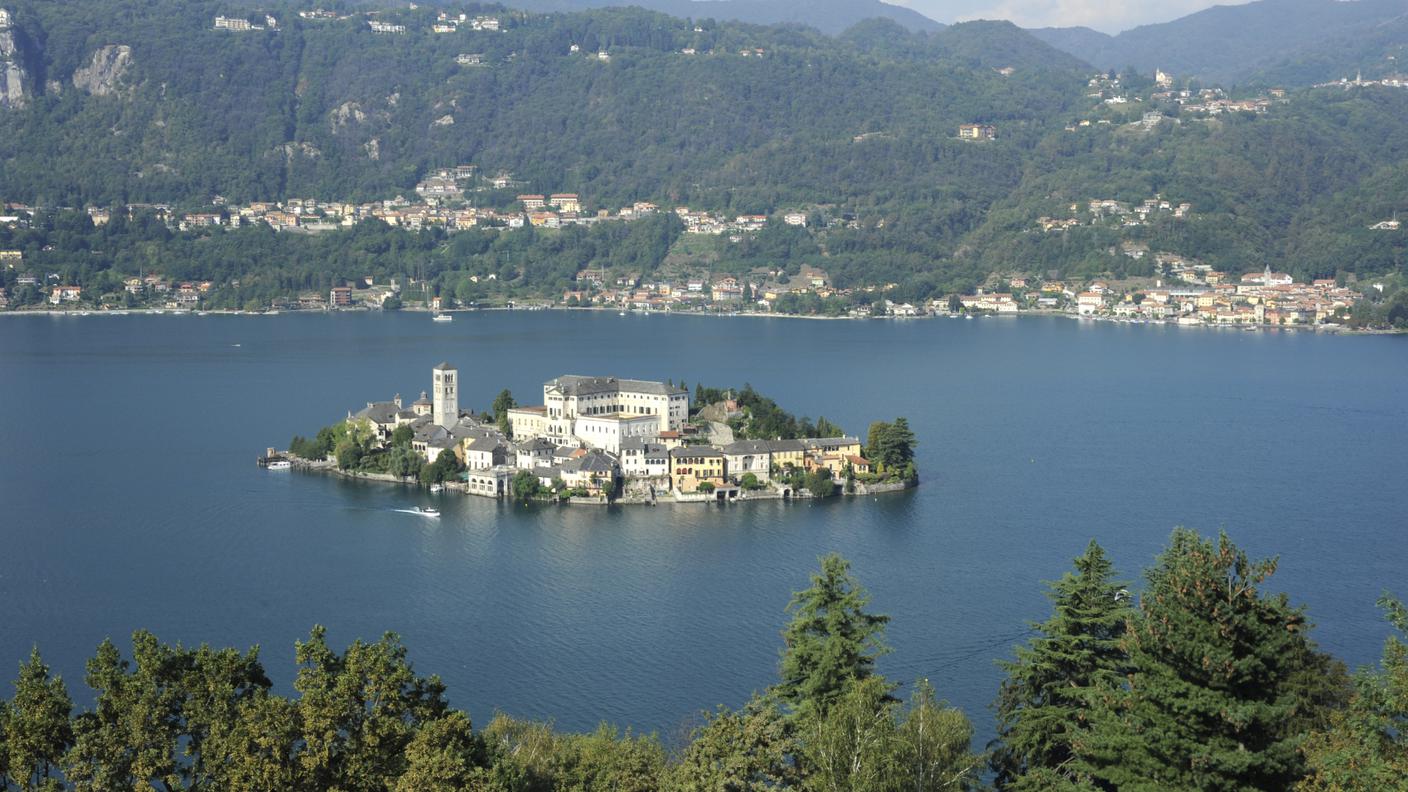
(432, 313), (453, 322)
(429, 483), (444, 493)
(266, 460), (292, 470)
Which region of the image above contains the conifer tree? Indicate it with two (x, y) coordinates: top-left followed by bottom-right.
(1086, 529), (1342, 791)
(992, 540), (1130, 790)
(775, 554), (891, 720)
(5, 649), (73, 792)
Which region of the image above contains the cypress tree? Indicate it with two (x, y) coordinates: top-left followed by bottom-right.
(1086, 529), (1342, 791)
(5, 649), (73, 792)
(992, 540), (1130, 790)
(774, 553), (891, 720)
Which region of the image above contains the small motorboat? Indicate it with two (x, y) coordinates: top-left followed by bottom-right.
(432, 313), (453, 322)
(414, 506), (440, 517)
(266, 460), (292, 471)
(429, 483), (444, 493)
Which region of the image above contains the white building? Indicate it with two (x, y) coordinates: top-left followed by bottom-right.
(510, 375), (689, 449)
(573, 413), (660, 454)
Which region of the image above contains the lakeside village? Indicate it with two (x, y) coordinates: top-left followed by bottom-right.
(1, 54), (1397, 325)
(268, 364), (918, 505)
(1, 185), (1381, 328)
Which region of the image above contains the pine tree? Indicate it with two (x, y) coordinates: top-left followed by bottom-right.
(775, 553), (891, 720)
(5, 649), (73, 792)
(992, 540), (1130, 790)
(1086, 529), (1343, 791)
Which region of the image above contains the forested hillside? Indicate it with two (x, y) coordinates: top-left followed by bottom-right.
(0, 0), (1406, 311)
(1029, 0), (1408, 85)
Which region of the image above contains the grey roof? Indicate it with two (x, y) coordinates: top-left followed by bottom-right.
(670, 445), (723, 458)
(433, 361), (456, 371)
(620, 436), (648, 451)
(722, 440), (772, 455)
(548, 375), (686, 397)
(514, 437), (555, 453)
(553, 445), (581, 460)
(565, 451), (618, 474)
(801, 436), (860, 449)
(353, 401), (401, 424)
(766, 439), (805, 452)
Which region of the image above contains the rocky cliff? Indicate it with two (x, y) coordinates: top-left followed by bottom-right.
(0, 8), (29, 110)
(72, 44), (132, 96)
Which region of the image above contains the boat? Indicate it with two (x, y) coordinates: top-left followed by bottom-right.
(429, 483), (444, 493)
(414, 506), (440, 517)
(266, 460), (292, 470)
(618, 311), (627, 316)
(432, 313), (453, 322)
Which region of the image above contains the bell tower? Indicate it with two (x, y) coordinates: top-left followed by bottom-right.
(432, 362), (458, 429)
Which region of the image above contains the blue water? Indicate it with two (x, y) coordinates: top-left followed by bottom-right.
(1, 311), (1404, 741)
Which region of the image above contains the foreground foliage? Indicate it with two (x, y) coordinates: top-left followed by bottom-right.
(0, 531), (1402, 790)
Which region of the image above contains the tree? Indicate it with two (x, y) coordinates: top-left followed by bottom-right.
(1298, 595), (1408, 790)
(797, 675), (898, 792)
(419, 450), (464, 485)
(390, 424), (414, 447)
(895, 680), (984, 792)
(697, 482), (715, 494)
(5, 649), (73, 792)
(739, 472), (761, 490)
(394, 712), (486, 792)
(511, 470), (542, 501)
(1085, 529), (1348, 791)
(492, 389), (516, 437)
(866, 418), (916, 472)
(805, 468), (835, 498)
(666, 698), (799, 792)
(775, 554), (891, 720)
(992, 540), (1131, 789)
(294, 626), (448, 792)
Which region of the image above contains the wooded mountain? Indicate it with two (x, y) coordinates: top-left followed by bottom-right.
(0, 0), (1405, 306)
(499, 0), (944, 36)
(1030, 0), (1408, 85)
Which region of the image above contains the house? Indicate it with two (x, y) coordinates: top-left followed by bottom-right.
(549, 193), (580, 212)
(455, 53), (484, 66)
(783, 212), (808, 227)
(518, 194), (546, 210)
(49, 285), (81, 304)
(670, 446), (726, 492)
(722, 440), (772, 482)
(368, 20), (406, 34)
(460, 431), (509, 470)
(330, 286), (352, 307)
(1369, 220), (1400, 231)
(1076, 292), (1105, 316)
(620, 438), (669, 478)
(958, 124), (997, 141)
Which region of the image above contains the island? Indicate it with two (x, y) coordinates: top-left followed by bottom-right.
(269, 363), (918, 504)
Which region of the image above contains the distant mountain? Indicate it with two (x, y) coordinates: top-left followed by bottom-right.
(1029, 0), (1408, 84)
(500, 0), (945, 35)
(841, 18), (1089, 73)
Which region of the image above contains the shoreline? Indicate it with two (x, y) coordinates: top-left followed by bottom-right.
(4, 304), (1402, 335)
(275, 454), (918, 506)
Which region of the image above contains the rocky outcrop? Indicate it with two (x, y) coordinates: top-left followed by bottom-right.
(330, 101), (365, 133)
(72, 44), (132, 96)
(0, 8), (30, 110)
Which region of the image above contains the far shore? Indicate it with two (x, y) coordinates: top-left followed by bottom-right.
(3, 304), (1402, 334)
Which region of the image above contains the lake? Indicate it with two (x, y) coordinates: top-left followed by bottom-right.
(1, 310), (1404, 742)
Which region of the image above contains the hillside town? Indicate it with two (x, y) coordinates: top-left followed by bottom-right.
(276, 365), (916, 504)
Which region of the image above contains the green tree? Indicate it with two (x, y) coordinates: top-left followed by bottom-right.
(294, 626), (449, 792)
(775, 554), (891, 720)
(492, 389), (516, 437)
(805, 469), (835, 498)
(797, 675), (898, 792)
(390, 424), (414, 447)
(1298, 595), (1408, 790)
(895, 680), (984, 791)
(866, 418), (916, 472)
(511, 470), (542, 501)
(1085, 529), (1347, 791)
(992, 540), (1130, 789)
(394, 711), (486, 792)
(666, 698), (799, 792)
(4, 649), (72, 792)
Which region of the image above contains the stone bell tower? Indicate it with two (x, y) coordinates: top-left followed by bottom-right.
(432, 362), (458, 429)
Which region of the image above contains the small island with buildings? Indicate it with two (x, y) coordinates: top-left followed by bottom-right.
(267, 363), (918, 504)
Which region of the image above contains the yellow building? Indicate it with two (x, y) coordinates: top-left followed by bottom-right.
(670, 446), (726, 492)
